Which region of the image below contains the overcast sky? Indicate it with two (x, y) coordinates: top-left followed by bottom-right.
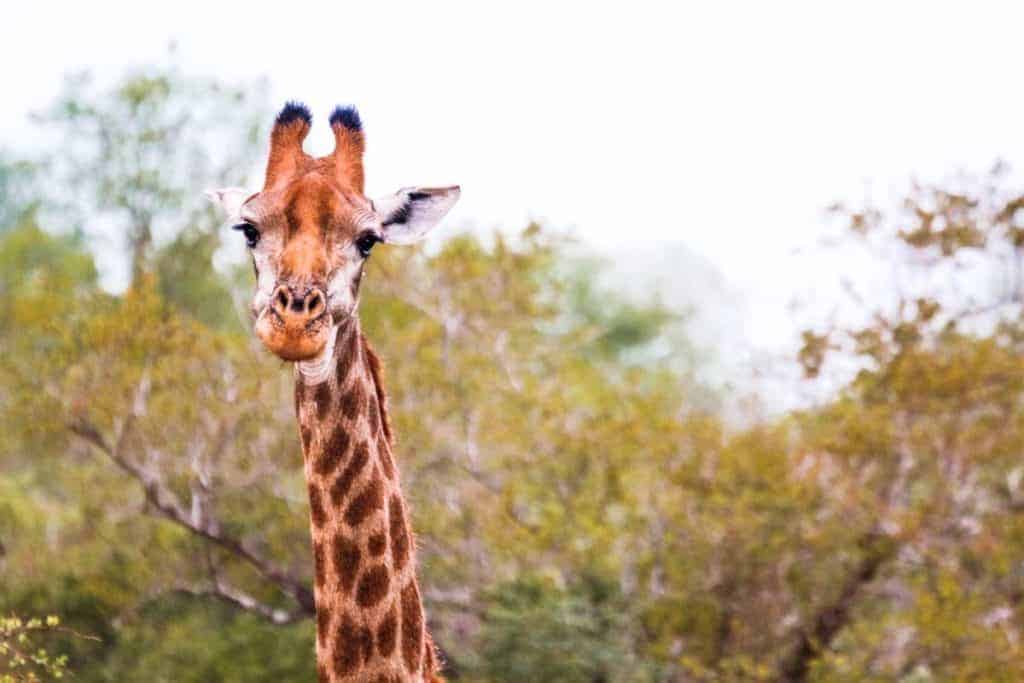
(5, 1), (1024, 363)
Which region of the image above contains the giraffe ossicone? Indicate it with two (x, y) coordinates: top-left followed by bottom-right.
(207, 102), (459, 682)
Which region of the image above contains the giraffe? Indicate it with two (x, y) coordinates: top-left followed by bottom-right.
(207, 102), (459, 682)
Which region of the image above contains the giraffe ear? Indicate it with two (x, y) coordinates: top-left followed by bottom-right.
(373, 186), (460, 245)
(204, 187), (253, 221)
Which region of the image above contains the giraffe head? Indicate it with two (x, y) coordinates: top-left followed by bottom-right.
(207, 102), (459, 361)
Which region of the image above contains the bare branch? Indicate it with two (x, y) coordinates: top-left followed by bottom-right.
(170, 545), (311, 627)
(171, 583), (308, 626)
(68, 417), (316, 616)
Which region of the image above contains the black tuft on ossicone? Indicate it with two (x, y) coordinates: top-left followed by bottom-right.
(276, 101), (312, 127)
(329, 105), (363, 132)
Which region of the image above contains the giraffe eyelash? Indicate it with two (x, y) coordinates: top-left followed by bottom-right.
(232, 222), (261, 248)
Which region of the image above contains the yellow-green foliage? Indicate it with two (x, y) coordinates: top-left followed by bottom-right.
(4, 66), (1024, 682)
(1, 615), (70, 682)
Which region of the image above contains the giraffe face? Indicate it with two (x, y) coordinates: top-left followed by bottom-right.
(235, 175), (376, 361)
(207, 103), (460, 362)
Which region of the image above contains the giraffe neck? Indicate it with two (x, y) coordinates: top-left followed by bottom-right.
(295, 320), (435, 682)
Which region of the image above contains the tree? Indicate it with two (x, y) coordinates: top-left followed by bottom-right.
(37, 51), (268, 287)
(0, 153), (39, 232)
(19, 59), (1024, 683)
(789, 165), (1024, 680)
(0, 197), (693, 681)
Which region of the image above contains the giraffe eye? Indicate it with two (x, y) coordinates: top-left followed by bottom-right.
(232, 222), (260, 248)
(356, 233), (379, 258)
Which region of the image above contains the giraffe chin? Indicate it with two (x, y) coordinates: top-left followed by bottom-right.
(254, 311), (331, 362)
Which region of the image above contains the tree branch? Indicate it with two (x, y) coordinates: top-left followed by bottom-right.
(775, 532), (895, 682)
(68, 417), (316, 617)
(171, 582), (307, 626)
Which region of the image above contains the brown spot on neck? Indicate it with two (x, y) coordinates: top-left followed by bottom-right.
(335, 323), (361, 385)
(332, 533), (361, 595)
(333, 612), (362, 677)
(368, 530), (387, 557)
(313, 541), (326, 590)
(363, 341), (394, 447)
(328, 440), (369, 506)
(317, 608), (331, 648)
(345, 473), (384, 527)
(339, 381), (367, 421)
(388, 495), (410, 572)
(308, 482), (326, 528)
(315, 425), (350, 476)
(376, 603), (398, 657)
(314, 381), (332, 421)
(400, 581), (424, 675)
(356, 565), (391, 608)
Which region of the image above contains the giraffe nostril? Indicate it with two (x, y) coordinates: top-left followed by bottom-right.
(307, 292), (323, 315)
(275, 288), (290, 311)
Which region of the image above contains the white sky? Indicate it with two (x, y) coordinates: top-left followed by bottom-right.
(4, 1), (1024, 365)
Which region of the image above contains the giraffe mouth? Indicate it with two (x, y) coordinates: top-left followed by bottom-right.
(254, 307), (332, 361)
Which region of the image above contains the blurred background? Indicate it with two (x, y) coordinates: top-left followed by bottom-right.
(4, 2), (1024, 681)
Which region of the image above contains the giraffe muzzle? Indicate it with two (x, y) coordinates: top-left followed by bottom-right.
(271, 285), (326, 321)
(254, 284), (332, 361)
